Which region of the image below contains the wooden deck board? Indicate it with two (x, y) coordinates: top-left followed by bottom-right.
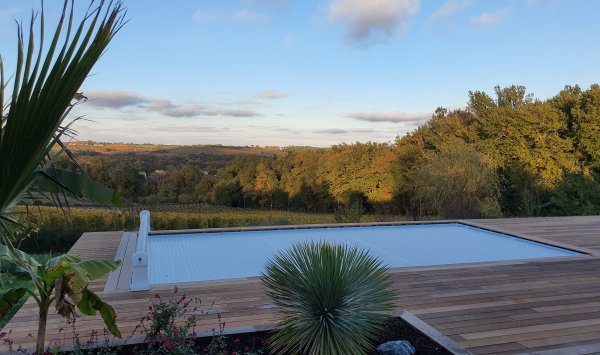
(2, 216), (600, 354)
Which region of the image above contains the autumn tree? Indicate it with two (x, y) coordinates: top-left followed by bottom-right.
(409, 143), (501, 218)
(572, 85), (600, 170)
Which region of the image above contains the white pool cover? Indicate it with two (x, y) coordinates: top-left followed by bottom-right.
(146, 223), (579, 285)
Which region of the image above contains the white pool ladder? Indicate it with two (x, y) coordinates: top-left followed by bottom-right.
(130, 210), (151, 291)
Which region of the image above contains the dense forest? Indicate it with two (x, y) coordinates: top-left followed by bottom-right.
(77, 85), (600, 219)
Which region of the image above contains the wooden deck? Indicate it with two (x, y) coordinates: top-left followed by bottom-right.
(3, 216), (600, 354)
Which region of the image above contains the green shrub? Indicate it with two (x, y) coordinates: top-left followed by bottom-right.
(261, 241), (395, 355)
(334, 200), (365, 223)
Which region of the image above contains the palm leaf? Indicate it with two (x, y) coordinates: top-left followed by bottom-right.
(0, 0), (127, 231)
(0, 3), (126, 352)
(38, 168), (125, 207)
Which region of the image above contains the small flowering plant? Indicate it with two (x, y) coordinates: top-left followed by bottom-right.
(199, 318), (268, 355)
(139, 286), (200, 354)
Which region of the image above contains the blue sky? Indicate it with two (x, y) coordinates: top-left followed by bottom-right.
(1, 0), (599, 146)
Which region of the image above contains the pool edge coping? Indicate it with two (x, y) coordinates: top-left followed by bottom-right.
(459, 219), (600, 257)
(145, 219), (597, 256)
(105, 219), (596, 294)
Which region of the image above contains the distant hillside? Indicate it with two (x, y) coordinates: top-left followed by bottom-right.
(63, 85), (600, 219)
(69, 141), (284, 157)
(66, 141), (306, 205)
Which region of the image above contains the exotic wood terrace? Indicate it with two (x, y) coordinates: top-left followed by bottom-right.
(3, 216), (600, 354)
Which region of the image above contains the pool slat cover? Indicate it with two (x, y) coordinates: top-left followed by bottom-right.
(147, 223), (578, 285)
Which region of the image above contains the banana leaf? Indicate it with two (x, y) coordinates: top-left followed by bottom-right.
(0, 287), (28, 320)
(77, 289), (121, 337)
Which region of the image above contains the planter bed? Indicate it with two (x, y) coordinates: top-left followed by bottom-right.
(62, 312), (464, 354)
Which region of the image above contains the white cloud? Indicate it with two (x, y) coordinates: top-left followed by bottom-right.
(351, 128), (376, 133)
(256, 90), (289, 100)
(215, 108), (262, 117)
(347, 110), (430, 123)
(470, 7), (509, 27)
(242, 0), (288, 11)
(328, 0), (420, 45)
(152, 104), (208, 118)
(85, 91), (262, 118)
(86, 91), (148, 108)
(192, 10), (223, 23)
(283, 34), (295, 46)
(525, 0), (563, 8)
(75, 120), (408, 147)
(231, 9), (269, 23)
(149, 124), (231, 134)
(314, 127), (378, 135)
(192, 9), (270, 24)
(315, 128), (349, 134)
(430, 0), (471, 21)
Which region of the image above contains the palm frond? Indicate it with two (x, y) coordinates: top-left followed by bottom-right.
(0, 0), (127, 234)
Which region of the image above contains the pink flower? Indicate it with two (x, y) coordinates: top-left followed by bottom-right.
(163, 339), (174, 350)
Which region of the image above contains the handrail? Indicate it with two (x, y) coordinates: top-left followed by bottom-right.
(131, 210), (151, 291)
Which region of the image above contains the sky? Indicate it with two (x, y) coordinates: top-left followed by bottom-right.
(0, 0), (599, 147)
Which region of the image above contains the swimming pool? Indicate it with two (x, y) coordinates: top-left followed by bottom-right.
(129, 212), (582, 290)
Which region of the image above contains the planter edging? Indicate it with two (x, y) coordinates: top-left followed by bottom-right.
(52, 310), (471, 354)
(395, 310), (472, 355)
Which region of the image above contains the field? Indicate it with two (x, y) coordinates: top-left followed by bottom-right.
(16, 204), (409, 254)
(68, 141), (284, 157)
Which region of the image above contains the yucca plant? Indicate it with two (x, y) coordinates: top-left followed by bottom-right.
(261, 241), (396, 355)
(0, 1), (126, 353)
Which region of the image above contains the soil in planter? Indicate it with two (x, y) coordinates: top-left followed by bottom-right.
(76, 316), (452, 354)
(191, 316), (452, 355)
(373, 317), (453, 355)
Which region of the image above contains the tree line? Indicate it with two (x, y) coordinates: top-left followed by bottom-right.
(79, 84), (600, 219)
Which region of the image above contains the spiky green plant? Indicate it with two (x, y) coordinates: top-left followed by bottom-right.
(261, 241), (396, 355)
(0, 1), (126, 353)
(0, 0), (126, 235)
